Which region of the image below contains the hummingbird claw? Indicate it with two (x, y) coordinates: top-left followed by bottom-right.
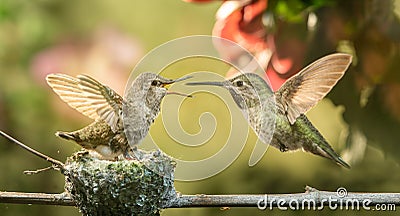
(279, 144), (288, 152)
(122, 147), (139, 160)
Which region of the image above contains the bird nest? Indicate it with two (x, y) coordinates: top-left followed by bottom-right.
(63, 150), (177, 216)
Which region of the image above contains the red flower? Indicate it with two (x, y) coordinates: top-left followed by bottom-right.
(186, 0), (307, 91)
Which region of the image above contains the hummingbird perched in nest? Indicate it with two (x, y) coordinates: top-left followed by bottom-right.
(187, 53), (352, 168)
(46, 72), (191, 160)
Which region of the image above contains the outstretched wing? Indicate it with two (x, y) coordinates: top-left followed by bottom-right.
(46, 73), (123, 132)
(275, 53), (352, 124)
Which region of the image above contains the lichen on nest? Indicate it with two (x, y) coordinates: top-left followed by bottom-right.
(63, 150), (177, 216)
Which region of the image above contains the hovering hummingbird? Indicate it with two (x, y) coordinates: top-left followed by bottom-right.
(187, 53), (352, 168)
(46, 72), (191, 160)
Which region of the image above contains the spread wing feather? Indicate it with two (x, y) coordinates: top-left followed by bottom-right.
(46, 73), (123, 132)
(275, 53), (352, 124)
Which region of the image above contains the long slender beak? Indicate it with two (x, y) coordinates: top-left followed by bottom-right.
(166, 91), (193, 98)
(163, 75), (194, 98)
(162, 75), (193, 86)
(185, 81), (225, 87)
(172, 75), (193, 83)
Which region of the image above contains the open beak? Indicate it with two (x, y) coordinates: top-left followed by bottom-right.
(162, 75), (193, 87)
(166, 91), (193, 98)
(163, 75), (194, 98)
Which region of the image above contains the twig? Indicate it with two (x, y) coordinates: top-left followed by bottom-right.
(0, 130), (65, 171)
(170, 188), (400, 208)
(1, 132), (399, 210)
(0, 192), (74, 206)
(1, 187), (400, 209)
(24, 166), (54, 175)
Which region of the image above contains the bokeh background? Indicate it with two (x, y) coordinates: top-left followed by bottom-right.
(1, 0), (400, 215)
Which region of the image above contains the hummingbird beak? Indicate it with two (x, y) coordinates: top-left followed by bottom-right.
(172, 75), (193, 83)
(162, 75), (193, 98)
(185, 81), (225, 87)
(166, 91), (193, 98)
(161, 75), (193, 87)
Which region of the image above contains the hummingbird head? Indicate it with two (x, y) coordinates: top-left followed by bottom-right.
(123, 72), (191, 146)
(186, 73), (271, 110)
(127, 72), (191, 107)
(125, 72), (191, 121)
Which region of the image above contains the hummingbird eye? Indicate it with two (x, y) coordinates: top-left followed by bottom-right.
(235, 80), (244, 87)
(151, 80), (160, 86)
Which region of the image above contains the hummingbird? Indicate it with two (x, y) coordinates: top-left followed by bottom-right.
(46, 72), (191, 160)
(187, 53), (352, 168)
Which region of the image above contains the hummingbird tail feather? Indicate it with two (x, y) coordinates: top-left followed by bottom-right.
(298, 116), (350, 168)
(314, 145), (351, 169)
(55, 131), (76, 141)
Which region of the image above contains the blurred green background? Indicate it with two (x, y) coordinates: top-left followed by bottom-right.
(1, 0), (400, 215)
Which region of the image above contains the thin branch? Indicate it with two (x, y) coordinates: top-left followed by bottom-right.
(0, 192), (74, 206)
(1, 187), (400, 208)
(0, 130), (65, 171)
(24, 166), (54, 175)
(1, 132), (399, 210)
(171, 193), (400, 208)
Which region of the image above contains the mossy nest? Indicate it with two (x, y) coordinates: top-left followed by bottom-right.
(63, 150), (177, 216)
